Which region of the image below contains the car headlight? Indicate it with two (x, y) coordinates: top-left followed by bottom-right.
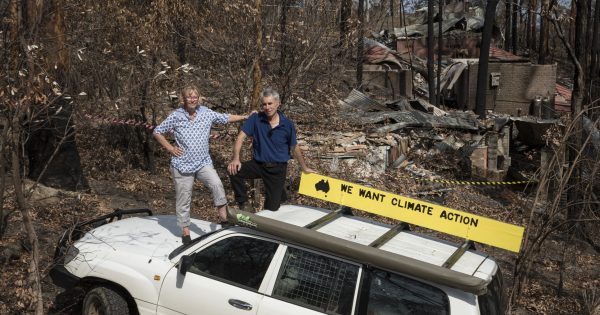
(64, 246), (80, 265)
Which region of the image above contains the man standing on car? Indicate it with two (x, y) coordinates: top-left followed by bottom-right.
(154, 85), (251, 244)
(227, 87), (314, 211)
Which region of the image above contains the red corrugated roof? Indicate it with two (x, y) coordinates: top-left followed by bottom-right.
(488, 47), (526, 61)
(555, 84), (572, 100)
(554, 83), (572, 112)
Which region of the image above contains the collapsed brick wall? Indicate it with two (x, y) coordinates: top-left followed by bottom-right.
(463, 62), (556, 116)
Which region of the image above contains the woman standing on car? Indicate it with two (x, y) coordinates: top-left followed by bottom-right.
(154, 85), (251, 244)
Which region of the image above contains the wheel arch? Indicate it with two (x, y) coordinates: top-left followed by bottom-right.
(84, 259), (163, 301)
(80, 277), (140, 315)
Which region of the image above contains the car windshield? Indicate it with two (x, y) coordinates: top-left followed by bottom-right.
(168, 229), (223, 259)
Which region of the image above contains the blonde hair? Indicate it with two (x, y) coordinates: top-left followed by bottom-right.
(180, 85), (201, 105)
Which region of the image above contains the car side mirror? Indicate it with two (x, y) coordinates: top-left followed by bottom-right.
(178, 254), (194, 276)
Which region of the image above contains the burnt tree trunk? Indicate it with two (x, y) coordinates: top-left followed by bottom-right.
(390, 0), (395, 29)
(549, 7), (585, 134)
(518, 0), (523, 49)
(399, 0), (406, 27)
(591, 0), (600, 100)
(505, 0), (512, 50)
(530, 0), (537, 51)
(566, 0), (587, 233)
(279, 0), (289, 104)
(427, 0), (435, 103)
(437, 0), (443, 106)
(5, 7), (44, 312)
(525, 0), (530, 45)
(1, 0), (19, 239)
(175, 20), (187, 64)
(584, 0), (593, 104)
(475, 0), (500, 118)
(24, 0), (86, 191)
(511, 0), (518, 54)
(12, 118), (43, 315)
(538, 0), (550, 64)
(570, 0), (577, 44)
(0, 122), (9, 238)
(251, 0), (263, 110)
(550, 0), (587, 239)
(357, 0), (365, 90)
(139, 80), (156, 174)
(279, 0), (288, 74)
(340, 0), (352, 48)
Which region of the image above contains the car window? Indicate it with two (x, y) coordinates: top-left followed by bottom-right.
(272, 246), (359, 315)
(362, 269), (449, 315)
(189, 236), (278, 290)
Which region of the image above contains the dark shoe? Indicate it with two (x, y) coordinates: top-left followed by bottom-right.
(238, 203), (253, 212)
(219, 221), (232, 228)
(182, 235), (192, 245)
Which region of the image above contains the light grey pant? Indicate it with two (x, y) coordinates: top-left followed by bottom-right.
(171, 164), (228, 228)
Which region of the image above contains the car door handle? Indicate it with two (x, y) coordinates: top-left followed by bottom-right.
(228, 299), (253, 310)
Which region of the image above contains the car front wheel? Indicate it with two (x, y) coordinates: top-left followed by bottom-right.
(83, 285), (131, 315)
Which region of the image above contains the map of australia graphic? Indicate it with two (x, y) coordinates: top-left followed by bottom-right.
(315, 179), (330, 195)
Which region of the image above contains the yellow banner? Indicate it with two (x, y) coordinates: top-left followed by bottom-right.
(299, 173), (524, 252)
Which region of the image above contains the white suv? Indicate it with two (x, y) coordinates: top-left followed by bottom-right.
(51, 205), (505, 315)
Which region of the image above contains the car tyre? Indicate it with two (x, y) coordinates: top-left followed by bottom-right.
(83, 285), (131, 315)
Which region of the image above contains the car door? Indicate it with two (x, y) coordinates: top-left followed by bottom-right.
(258, 245), (361, 315)
(157, 235), (279, 315)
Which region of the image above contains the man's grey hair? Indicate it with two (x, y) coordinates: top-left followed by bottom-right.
(261, 87), (280, 102)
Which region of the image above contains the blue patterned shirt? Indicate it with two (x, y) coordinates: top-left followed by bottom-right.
(154, 106), (229, 173)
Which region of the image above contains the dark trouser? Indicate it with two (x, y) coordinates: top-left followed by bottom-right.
(230, 160), (288, 211)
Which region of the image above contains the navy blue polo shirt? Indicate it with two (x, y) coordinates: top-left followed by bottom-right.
(241, 111), (297, 163)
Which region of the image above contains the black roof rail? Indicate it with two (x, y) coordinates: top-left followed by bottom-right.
(442, 240), (477, 269)
(304, 206), (352, 229)
(369, 222), (410, 248)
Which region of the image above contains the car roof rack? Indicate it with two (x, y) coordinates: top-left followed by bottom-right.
(443, 240), (476, 269)
(368, 221), (410, 248)
(227, 207), (490, 295)
(303, 205), (470, 263)
(304, 206), (351, 229)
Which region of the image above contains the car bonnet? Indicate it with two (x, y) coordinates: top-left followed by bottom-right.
(77, 215), (219, 261)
